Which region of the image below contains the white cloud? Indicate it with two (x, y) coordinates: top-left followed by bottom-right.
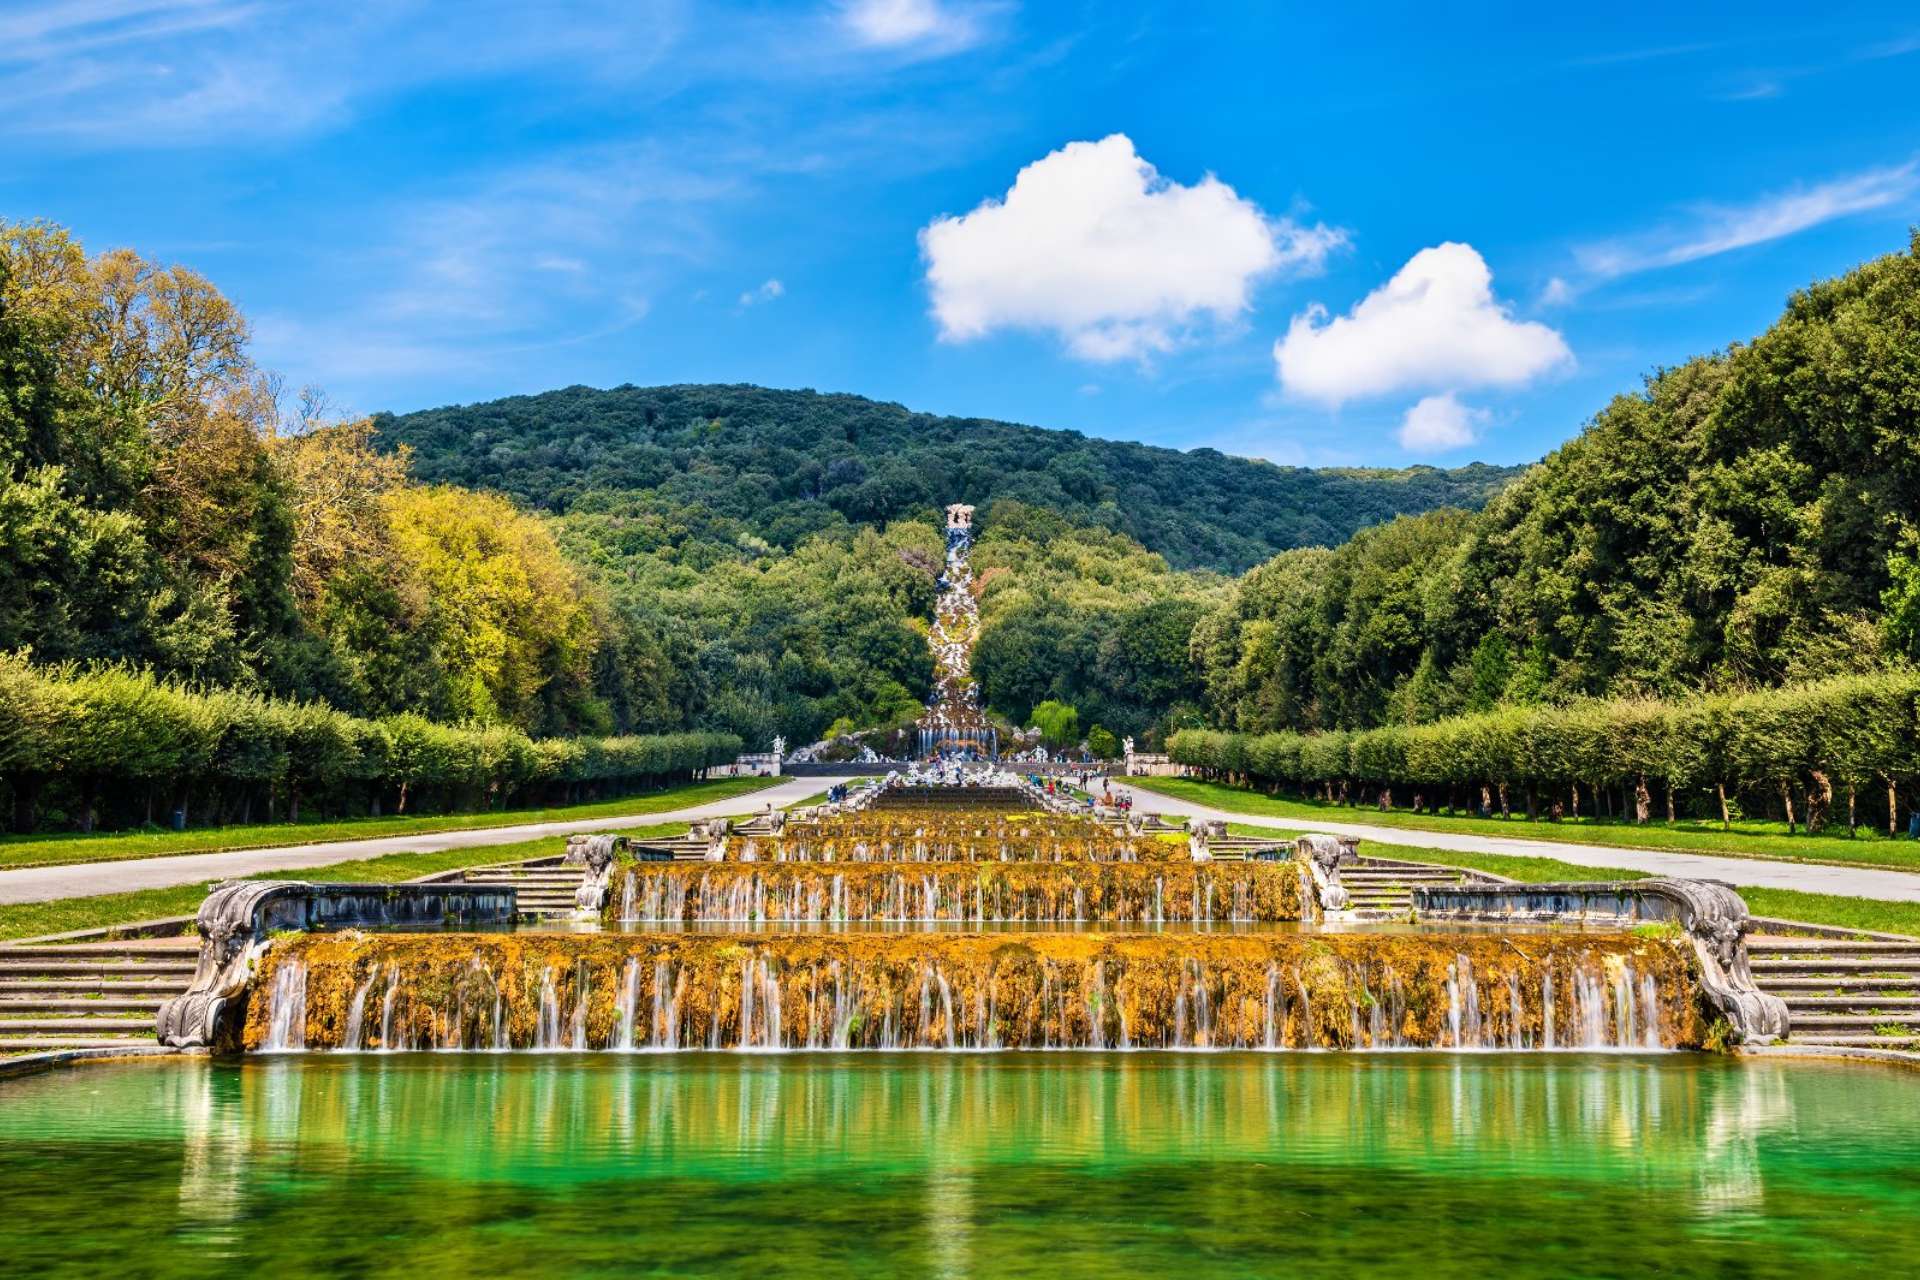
(920, 133), (1345, 362)
(1576, 161), (1920, 279)
(1538, 276), (1575, 307)
(1274, 242), (1570, 404)
(1397, 393), (1487, 453)
(738, 278), (785, 306)
(839, 0), (985, 51)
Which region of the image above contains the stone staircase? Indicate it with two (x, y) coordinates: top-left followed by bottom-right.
(0, 938), (198, 1052)
(456, 860), (587, 920)
(1340, 858), (1496, 916)
(1749, 936), (1920, 1050)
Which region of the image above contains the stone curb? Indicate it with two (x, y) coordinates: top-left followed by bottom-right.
(0, 1044), (203, 1081)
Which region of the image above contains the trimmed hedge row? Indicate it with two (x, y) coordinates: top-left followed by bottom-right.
(0, 654), (740, 832)
(1167, 672), (1920, 832)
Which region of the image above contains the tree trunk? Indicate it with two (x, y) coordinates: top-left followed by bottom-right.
(289, 784), (302, 825)
(1481, 785), (1494, 818)
(1780, 781), (1796, 834)
(1525, 784), (1538, 822)
(1378, 787), (1391, 812)
(10, 777), (40, 835)
(1806, 770), (1831, 835)
(80, 778), (97, 834)
(1666, 781), (1676, 824)
(1498, 782), (1509, 819)
(1717, 782), (1730, 828)
(1891, 779), (1899, 838)
(1847, 783), (1856, 834)
(397, 780), (410, 815)
(1569, 782), (1579, 821)
(1634, 775), (1650, 825)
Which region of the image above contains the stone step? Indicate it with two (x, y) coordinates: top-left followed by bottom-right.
(1750, 958), (1920, 973)
(1783, 996), (1920, 1010)
(0, 997), (164, 1013)
(0, 943), (198, 959)
(0, 978), (186, 993)
(1756, 976), (1920, 991)
(1345, 872), (1463, 880)
(0, 961), (196, 979)
(1785, 1013), (1920, 1029)
(1790, 1034), (1920, 1048)
(0, 1036), (157, 1051)
(1755, 939), (1920, 954)
(0, 1016), (156, 1033)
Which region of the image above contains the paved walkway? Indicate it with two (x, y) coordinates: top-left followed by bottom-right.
(1110, 781), (1920, 904)
(0, 776), (858, 906)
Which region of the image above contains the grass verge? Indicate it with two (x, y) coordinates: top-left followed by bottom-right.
(0, 777), (779, 872)
(0, 824), (685, 943)
(1135, 776), (1920, 873)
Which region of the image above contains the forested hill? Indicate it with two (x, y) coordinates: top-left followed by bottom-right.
(375, 384), (1520, 573)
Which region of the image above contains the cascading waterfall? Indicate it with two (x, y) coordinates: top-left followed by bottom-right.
(605, 863), (1306, 927)
(342, 964), (380, 1051)
(262, 958), (307, 1051)
(246, 930), (1699, 1053)
(614, 957), (640, 1050)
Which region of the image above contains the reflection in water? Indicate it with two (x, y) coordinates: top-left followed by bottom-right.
(2, 1055), (1918, 1278)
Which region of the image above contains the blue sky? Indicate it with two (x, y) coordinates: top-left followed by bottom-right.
(5, 1), (1919, 467)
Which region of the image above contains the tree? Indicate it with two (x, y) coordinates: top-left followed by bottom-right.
(1087, 725), (1120, 760)
(1030, 699), (1079, 749)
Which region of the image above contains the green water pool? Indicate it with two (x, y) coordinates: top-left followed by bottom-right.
(4, 1053), (1917, 1277)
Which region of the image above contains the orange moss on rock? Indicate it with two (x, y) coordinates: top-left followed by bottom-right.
(753, 808), (1188, 863)
(245, 929), (1702, 1053)
(605, 861), (1309, 925)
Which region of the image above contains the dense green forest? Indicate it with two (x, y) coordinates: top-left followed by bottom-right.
(1192, 232), (1920, 736)
(377, 383), (1517, 575)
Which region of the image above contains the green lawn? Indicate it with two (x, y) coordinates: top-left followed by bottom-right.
(1134, 776), (1920, 873)
(0, 823), (685, 942)
(1220, 823), (1920, 939)
(0, 777), (778, 873)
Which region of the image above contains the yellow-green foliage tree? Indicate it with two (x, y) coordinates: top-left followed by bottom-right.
(385, 486), (601, 731)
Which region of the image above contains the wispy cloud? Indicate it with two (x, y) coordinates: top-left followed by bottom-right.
(1563, 40), (1728, 68)
(1574, 160), (1920, 280)
(835, 0), (1003, 55)
(0, 1), (686, 145)
(738, 278), (785, 307)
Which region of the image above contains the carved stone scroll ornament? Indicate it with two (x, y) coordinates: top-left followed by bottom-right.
(1294, 834), (1356, 912)
(154, 881), (288, 1052)
(1647, 878), (1791, 1045)
(156, 880), (518, 1050)
(1188, 818), (1226, 863)
(566, 834), (627, 913)
(692, 817), (732, 862)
